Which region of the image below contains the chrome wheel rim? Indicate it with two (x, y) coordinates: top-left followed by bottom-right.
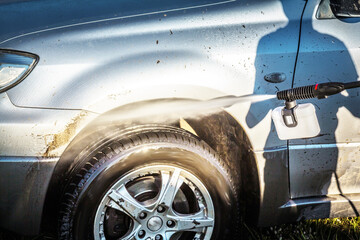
(94, 165), (215, 240)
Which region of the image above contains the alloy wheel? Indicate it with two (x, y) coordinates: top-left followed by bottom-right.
(94, 165), (215, 240)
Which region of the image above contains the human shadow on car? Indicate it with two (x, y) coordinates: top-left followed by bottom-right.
(247, 0), (360, 223)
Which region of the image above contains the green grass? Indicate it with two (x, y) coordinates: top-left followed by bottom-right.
(1, 217), (360, 240)
(242, 217), (360, 240)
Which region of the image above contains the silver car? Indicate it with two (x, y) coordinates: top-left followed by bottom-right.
(0, 0), (359, 239)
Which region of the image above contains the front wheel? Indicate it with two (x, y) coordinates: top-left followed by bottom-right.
(59, 127), (240, 240)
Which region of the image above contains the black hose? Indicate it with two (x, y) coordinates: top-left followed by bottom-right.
(344, 81), (360, 90)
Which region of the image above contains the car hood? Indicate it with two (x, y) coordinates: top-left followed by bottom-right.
(0, 0), (219, 44)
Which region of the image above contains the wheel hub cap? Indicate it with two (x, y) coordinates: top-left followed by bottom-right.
(94, 165), (215, 240)
(147, 216), (163, 231)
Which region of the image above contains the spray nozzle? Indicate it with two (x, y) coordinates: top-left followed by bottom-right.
(275, 81), (360, 128)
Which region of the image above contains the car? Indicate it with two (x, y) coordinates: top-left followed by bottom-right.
(0, 0), (359, 239)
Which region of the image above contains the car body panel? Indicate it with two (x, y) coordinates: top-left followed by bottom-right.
(0, 157), (57, 235)
(0, 0), (229, 43)
(253, 148), (290, 226)
(9, 0), (360, 235)
(279, 194), (360, 221)
(290, 0), (360, 199)
(2, 0), (304, 151)
(0, 93), (97, 157)
(0, 93), (97, 234)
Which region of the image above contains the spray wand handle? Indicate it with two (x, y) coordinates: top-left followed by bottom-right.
(277, 81), (360, 102)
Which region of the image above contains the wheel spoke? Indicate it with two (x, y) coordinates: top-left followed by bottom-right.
(169, 208), (214, 233)
(108, 184), (146, 220)
(164, 231), (175, 240)
(176, 217), (214, 232)
(123, 237), (136, 240)
(120, 223), (142, 240)
(157, 169), (183, 208)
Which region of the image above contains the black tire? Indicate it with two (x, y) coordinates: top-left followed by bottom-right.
(58, 126), (240, 240)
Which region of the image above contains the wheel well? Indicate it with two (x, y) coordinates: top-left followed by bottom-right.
(41, 108), (260, 233)
(183, 112), (260, 224)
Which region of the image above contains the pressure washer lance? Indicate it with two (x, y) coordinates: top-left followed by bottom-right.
(272, 81), (360, 140)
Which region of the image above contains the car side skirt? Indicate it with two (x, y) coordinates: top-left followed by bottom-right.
(280, 194), (360, 221)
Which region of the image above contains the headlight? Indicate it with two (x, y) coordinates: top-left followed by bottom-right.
(0, 50), (39, 92)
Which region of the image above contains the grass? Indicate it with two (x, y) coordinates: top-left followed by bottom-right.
(242, 217), (360, 240)
(1, 217), (360, 240)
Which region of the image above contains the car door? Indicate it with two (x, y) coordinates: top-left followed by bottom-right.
(290, 0), (360, 199)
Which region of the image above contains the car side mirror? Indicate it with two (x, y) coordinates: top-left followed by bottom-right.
(329, 0), (360, 17)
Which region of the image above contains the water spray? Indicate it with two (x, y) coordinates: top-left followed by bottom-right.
(272, 81), (360, 140)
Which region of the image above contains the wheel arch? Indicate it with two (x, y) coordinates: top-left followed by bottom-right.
(41, 101), (260, 232)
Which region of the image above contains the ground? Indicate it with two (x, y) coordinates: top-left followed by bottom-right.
(1, 217), (359, 240)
